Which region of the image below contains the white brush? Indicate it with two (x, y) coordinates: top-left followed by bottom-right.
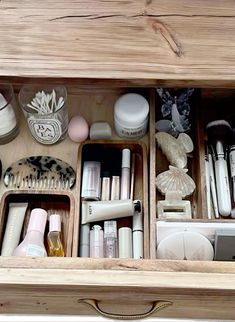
(206, 120), (232, 217)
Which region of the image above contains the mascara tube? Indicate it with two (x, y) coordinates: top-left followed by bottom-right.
(133, 210), (143, 259)
(121, 149), (131, 200)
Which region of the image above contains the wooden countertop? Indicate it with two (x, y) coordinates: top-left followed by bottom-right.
(1, 0), (235, 86)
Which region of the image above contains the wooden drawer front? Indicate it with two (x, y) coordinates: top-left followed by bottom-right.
(1, 267), (235, 320)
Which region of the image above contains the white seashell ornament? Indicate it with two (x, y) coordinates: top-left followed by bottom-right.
(155, 132), (194, 168)
(155, 166), (196, 198)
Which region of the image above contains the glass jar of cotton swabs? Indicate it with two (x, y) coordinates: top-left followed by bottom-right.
(19, 85), (68, 145)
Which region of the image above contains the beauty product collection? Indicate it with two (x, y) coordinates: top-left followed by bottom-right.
(0, 84), (150, 146)
(2, 84), (235, 263)
(79, 148), (143, 259)
(1, 203), (64, 257)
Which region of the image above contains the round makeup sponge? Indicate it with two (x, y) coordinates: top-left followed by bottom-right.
(68, 115), (89, 143)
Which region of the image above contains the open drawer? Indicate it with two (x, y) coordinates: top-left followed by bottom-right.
(0, 86), (235, 320)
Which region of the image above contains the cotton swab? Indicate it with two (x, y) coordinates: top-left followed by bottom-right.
(26, 90), (65, 115)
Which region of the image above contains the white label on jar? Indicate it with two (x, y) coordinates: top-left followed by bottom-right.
(26, 244), (46, 257)
(120, 128), (145, 137)
(114, 117), (148, 139)
(28, 117), (62, 144)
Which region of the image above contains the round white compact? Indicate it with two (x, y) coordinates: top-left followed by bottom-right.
(156, 231), (214, 261)
(114, 93), (149, 139)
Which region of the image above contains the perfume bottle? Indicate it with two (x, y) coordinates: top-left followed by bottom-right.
(13, 208), (47, 257)
(47, 214), (65, 257)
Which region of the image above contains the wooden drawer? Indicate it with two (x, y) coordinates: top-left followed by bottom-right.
(1, 0), (235, 319)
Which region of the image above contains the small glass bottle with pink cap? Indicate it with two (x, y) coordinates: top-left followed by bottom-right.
(13, 208), (47, 257)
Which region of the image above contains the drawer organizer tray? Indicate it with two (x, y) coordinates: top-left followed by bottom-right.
(0, 190), (75, 257)
(73, 139), (149, 258)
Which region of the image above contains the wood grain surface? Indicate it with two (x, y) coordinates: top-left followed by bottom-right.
(0, 0), (235, 85)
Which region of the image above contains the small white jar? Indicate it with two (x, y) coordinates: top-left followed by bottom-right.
(114, 93), (149, 139)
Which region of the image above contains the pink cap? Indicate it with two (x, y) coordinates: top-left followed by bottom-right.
(49, 214), (61, 232)
(28, 208), (48, 234)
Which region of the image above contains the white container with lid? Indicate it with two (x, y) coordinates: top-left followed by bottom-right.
(114, 93), (149, 139)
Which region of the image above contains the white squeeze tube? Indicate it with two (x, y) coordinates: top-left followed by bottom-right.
(82, 199), (141, 224)
(1, 203), (28, 256)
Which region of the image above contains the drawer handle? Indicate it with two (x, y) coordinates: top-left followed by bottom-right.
(78, 299), (172, 320)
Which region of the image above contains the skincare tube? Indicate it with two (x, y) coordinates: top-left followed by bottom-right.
(1, 202), (28, 256)
(133, 211), (143, 259)
(118, 227), (133, 258)
(79, 223), (90, 257)
(81, 161), (101, 200)
(111, 176), (120, 200)
(90, 225), (104, 258)
(101, 174), (111, 201)
(82, 199), (141, 224)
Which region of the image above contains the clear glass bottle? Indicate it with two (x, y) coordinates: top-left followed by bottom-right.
(13, 208), (47, 257)
(47, 214), (65, 257)
(18, 84), (68, 145)
(104, 221), (118, 258)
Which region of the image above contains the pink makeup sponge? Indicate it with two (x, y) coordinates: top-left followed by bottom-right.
(68, 115), (89, 143)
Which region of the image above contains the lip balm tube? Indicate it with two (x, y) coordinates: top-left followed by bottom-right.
(90, 225), (104, 258)
(133, 211), (143, 259)
(82, 199), (141, 224)
(101, 173), (111, 201)
(118, 227), (133, 258)
(79, 223), (90, 257)
(81, 161), (101, 200)
(121, 149), (131, 200)
(1, 203), (28, 256)
(110, 176), (120, 200)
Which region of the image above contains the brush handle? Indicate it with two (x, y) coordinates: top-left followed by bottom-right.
(215, 158), (231, 216)
(208, 153), (219, 218)
(205, 159), (212, 219)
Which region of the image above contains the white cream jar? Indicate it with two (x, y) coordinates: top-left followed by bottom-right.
(114, 93), (149, 139)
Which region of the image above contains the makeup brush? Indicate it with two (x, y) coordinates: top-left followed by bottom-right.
(206, 120), (232, 217)
(229, 128), (235, 218)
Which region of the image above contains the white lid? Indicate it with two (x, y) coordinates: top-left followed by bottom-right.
(91, 225), (103, 243)
(122, 148), (131, 168)
(118, 227), (132, 258)
(28, 208), (47, 234)
(49, 214), (61, 232)
(114, 93), (149, 127)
